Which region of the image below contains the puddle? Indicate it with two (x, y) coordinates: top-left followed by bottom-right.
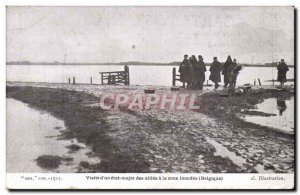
(6, 98), (100, 173)
(242, 97), (294, 133)
(205, 137), (273, 173)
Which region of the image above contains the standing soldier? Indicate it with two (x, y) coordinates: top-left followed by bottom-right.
(187, 57), (195, 88)
(197, 55), (207, 90)
(277, 59), (289, 87)
(209, 57), (222, 89)
(179, 55), (189, 88)
(228, 58), (237, 88)
(230, 59), (242, 87)
(190, 55), (198, 88)
(191, 55), (198, 66)
(222, 55), (233, 88)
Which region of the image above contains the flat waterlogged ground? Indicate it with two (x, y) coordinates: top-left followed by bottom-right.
(7, 98), (100, 173)
(6, 82), (294, 173)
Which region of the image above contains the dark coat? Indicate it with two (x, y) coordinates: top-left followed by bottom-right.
(179, 61), (187, 82)
(186, 60), (195, 83)
(222, 60), (233, 84)
(195, 60), (206, 82)
(231, 64), (242, 83)
(222, 60), (233, 75)
(230, 62), (237, 73)
(277, 62), (289, 82)
(190, 58), (198, 82)
(209, 61), (222, 83)
(179, 59), (194, 83)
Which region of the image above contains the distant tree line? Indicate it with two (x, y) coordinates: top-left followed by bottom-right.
(6, 61), (294, 67)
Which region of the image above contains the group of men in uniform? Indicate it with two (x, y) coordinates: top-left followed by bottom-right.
(179, 54), (242, 89)
(179, 55), (206, 89)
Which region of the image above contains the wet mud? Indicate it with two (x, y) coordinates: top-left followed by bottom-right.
(7, 84), (294, 173)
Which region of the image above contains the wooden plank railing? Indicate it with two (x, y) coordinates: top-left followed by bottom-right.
(99, 65), (130, 85)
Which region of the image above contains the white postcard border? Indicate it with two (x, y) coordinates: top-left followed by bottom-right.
(7, 173), (294, 190)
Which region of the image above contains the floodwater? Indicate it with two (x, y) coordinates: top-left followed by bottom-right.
(6, 98), (100, 173)
(243, 97), (294, 133)
(7, 65), (294, 86)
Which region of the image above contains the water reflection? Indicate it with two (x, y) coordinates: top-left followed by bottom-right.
(277, 98), (287, 116)
(7, 98), (100, 173)
(243, 97), (294, 133)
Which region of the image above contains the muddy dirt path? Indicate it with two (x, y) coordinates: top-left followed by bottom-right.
(7, 82), (294, 173)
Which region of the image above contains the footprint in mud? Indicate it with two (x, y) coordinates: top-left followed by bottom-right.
(36, 155), (74, 170)
(66, 144), (82, 153)
(79, 161), (90, 168)
(44, 135), (57, 138)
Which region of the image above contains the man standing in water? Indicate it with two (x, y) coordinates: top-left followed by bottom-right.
(209, 57), (222, 89)
(277, 59), (289, 87)
(179, 55), (189, 88)
(222, 55), (233, 88)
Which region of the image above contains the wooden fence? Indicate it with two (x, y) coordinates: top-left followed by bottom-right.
(99, 65), (130, 85)
(172, 67), (181, 86)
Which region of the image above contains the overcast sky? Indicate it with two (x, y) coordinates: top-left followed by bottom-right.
(7, 6), (294, 64)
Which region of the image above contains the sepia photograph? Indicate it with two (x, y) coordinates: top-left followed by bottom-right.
(6, 6), (295, 189)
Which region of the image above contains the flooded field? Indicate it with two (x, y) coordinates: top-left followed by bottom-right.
(6, 98), (100, 173)
(242, 97), (294, 133)
(6, 85), (294, 173)
(7, 65), (294, 86)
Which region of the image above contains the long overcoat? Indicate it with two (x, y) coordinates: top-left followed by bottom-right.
(209, 61), (222, 83)
(179, 59), (194, 83)
(196, 60), (207, 82)
(277, 62), (289, 82)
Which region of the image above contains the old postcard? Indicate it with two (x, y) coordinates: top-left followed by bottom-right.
(6, 6), (295, 190)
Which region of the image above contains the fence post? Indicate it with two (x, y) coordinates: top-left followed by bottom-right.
(108, 74), (111, 85)
(172, 67), (176, 86)
(68, 78), (70, 84)
(124, 65), (130, 85)
(90, 77), (93, 84)
(258, 78), (261, 86)
(73, 77), (76, 84)
(112, 75), (116, 84)
(101, 73), (103, 85)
